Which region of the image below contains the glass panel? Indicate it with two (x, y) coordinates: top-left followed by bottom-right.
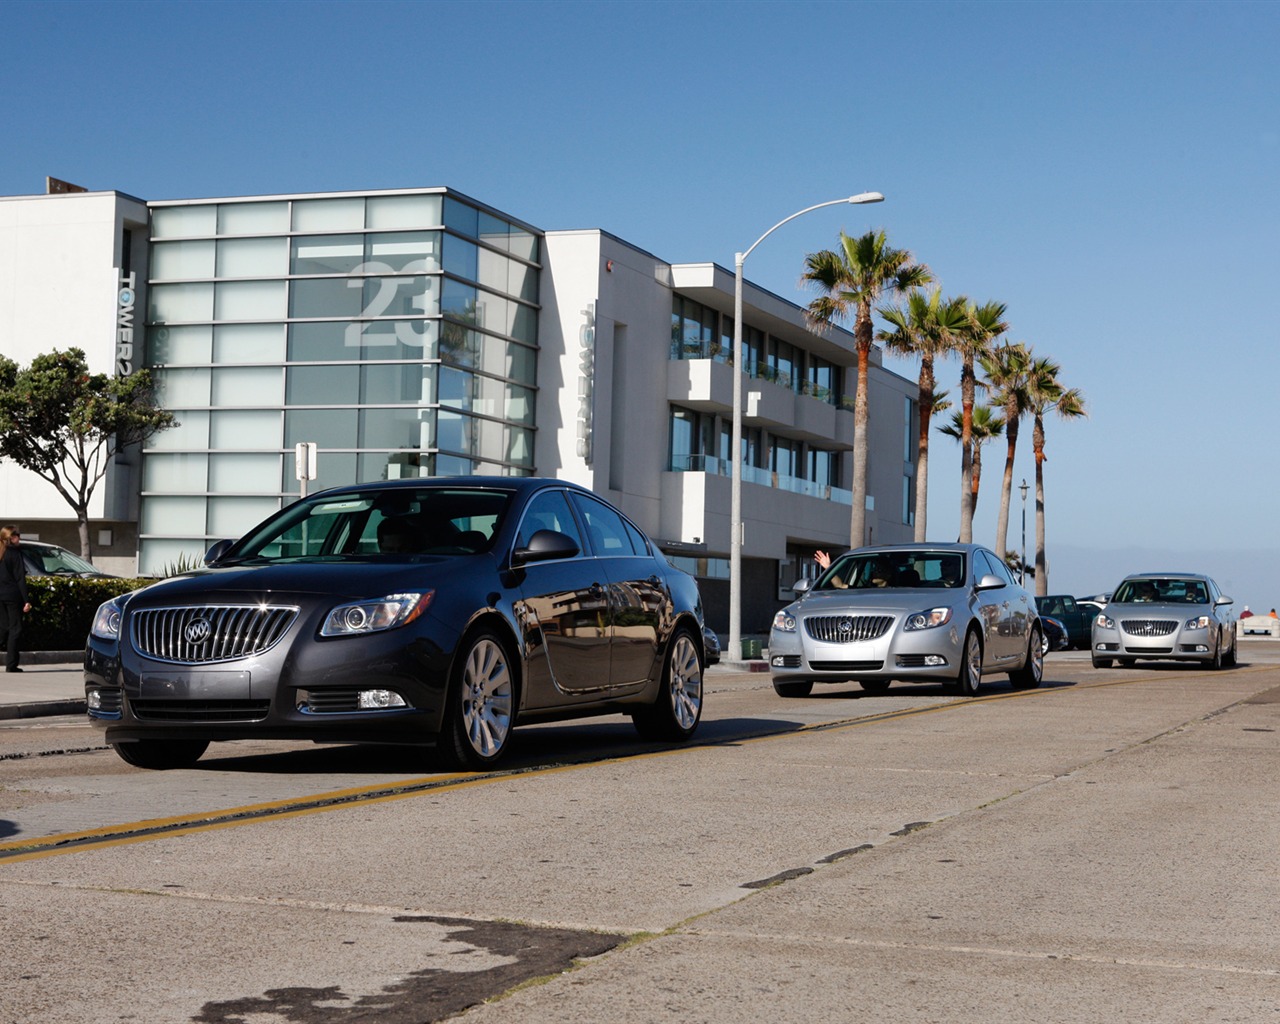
(217, 202), (288, 235)
(366, 194), (441, 230)
(215, 280), (287, 320)
(285, 408), (358, 449)
(287, 364), (361, 405)
(291, 197), (365, 232)
(288, 321), (348, 362)
(154, 368), (211, 407)
(510, 303), (537, 344)
(359, 451), (425, 482)
(148, 325), (212, 365)
(507, 341), (536, 382)
(478, 212), (509, 252)
(509, 260), (537, 303)
(211, 366), (282, 407)
(443, 234), (479, 281)
(146, 410), (209, 450)
(208, 496), (280, 538)
(361, 363), (429, 405)
(151, 205), (216, 238)
(150, 240), (215, 280)
(505, 382), (534, 424)
(477, 248), (507, 294)
(509, 227), (538, 262)
(210, 409), (282, 448)
(143, 453), (208, 492)
(367, 232), (440, 272)
(359, 274), (435, 318)
(209, 453), (281, 492)
(139, 539), (210, 576)
(216, 236), (286, 277)
(443, 197), (479, 238)
(359, 407), (430, 449)
(141, 496), (207, 535)
(289, 277), (364, 318)
(213, 323), (286, 363)
(149, 282), (213, 323)
(291, 235), (363, 275)
(308, 451), (358, 492)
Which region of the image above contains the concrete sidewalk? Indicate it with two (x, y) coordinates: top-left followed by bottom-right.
(0, 655), (86, 720)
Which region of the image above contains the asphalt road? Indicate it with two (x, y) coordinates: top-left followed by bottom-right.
(2, 648), (1279, 1023)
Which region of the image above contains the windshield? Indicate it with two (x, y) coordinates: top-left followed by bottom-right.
(28, 544), (100, 575)
(817, 550), (966, 591)
(1112, 578), (1207, 604)
(224, 488), (513, 563)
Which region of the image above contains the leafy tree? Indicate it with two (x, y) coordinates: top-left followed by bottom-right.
(803, 230), (932, 547)
(980, 341), (1035, 561)
(0, 348), (175, 559)
(878, 288), (969, 541)
(938, 405), (1005, 522)
(954, 301), (1009, 542)
(1026, 357), (1086, 595)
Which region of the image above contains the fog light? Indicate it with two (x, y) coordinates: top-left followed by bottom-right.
(924, 655), (947, 667)
(1193, 645), (1209, 653)
(86, 689), (102, 710)
(358, 689), (407, 709)
(771, 655), (786, 667)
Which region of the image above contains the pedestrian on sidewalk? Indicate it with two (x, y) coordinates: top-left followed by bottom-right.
(0, 525), (32, 673)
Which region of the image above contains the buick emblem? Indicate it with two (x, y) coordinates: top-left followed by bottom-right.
(184, 618), (212, 644)
(837, 617), (854, 635)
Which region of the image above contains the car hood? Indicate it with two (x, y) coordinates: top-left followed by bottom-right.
(1105, 602), (1207, 618)
(124, 559), (480, 606)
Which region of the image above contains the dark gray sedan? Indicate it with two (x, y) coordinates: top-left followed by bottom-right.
(768, 543), (1043, 698)
(86, 478), (706, 770)
(1091, 572), (1236, 669)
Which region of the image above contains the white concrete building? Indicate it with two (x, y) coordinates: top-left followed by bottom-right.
(0, 184), (919, 631)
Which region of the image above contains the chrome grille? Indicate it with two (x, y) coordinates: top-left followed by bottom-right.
(805, 615), (893, 644)
(130, 605), (299, 664)
(1120, 619), (1178, 637)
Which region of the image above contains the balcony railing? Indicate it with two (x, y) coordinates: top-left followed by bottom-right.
(668, 457), (852, 505)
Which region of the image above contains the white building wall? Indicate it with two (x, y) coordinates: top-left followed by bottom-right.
(0, 191), (149, 526)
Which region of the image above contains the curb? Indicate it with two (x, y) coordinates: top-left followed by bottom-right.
(0, 699), (87, 721)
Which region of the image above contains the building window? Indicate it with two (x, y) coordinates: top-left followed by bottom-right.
(669, 406), (718, 473)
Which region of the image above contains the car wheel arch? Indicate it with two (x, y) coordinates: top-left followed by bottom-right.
(455, 611), (525, 710)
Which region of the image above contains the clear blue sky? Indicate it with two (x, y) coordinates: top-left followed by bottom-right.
(4, 0), (1278, 607)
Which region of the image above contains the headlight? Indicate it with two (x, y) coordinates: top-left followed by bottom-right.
(1096, 614), (1115, 629)
(320, 592), (433, 637)
(772, 609), (797, 633)
(904, 607), (953, 631)
(1184, 615), (1210, 630)
(90, 595), (128, 640)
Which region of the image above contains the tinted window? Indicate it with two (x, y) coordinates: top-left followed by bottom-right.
(571, 494), (639, 556)
(516, 490), (584, 553)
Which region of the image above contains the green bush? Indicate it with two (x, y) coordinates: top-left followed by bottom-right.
(25, 576), (154, 652)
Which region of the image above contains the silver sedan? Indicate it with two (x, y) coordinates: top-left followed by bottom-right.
(768, 543), (1043, 698)
(1091, 573), (1237, 669)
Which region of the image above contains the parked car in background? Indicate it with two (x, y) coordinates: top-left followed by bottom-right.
(702, 626), (721, 665)
(1041, 615), (1069, 654)
(1035, 595), (1091, 648)
(768, 543), (1043, 698)
(21, 540), (116, 579)
(85, 478), (706, 770)
(1091, 573), (1236, 669)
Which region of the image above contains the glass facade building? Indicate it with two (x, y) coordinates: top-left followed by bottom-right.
(139, 190), (540, 573)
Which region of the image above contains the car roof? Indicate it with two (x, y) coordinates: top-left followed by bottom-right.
(1121, 572), (1212, 581)
(845, 542), (987, 554)
(302, 476), (588, 501)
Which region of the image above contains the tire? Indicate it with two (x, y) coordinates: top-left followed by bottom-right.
(859, 679), (891, 694)
(1224, 632), (1238, 667)
(949, 628), (982, 697)
(632, 628), (703, 741)
(1009, 627), (1044, 689)
(111, 738), (209, 770)
(436, 631), (516, 770)
(772, 679), (813, 698)
(1091, 656), (1113, 669)
(1205, 636), (1223, 671)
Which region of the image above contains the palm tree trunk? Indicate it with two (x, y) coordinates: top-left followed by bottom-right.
(958, 357), (975, 543)
(994, 410), (1019, 559)
(971, 444), (982, 519)
(849, 305), (873, 548)
(1033, 413), (1048, 596)
(913, 358), (935, 542)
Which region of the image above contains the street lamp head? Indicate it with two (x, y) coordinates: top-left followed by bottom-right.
(1019, 479), (1028, 501)
(847, 192), (885, 205)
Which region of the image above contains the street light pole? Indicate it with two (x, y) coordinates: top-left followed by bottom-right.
(1019, 478), (1029, 585)
(728, 192), (884, 662)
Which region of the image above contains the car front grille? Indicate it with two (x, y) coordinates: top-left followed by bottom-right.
(130, 605), (299, 665)
(804, 615), (894, 644)
(1120, 619), (1178, 637)
(130, 699), (271, 722)
(809, 660), (884, 672)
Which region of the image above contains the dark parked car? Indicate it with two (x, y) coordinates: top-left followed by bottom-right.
(21, 540), (116, 578)
(1035, 594), (1091, 649)
(1040, 614), (1069, 654)
(85, 478), (706, 770)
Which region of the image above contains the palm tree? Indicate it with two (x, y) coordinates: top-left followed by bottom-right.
(953, 300), (1009, 542)
(980, 341), (1034, 560)
(938, 406), (1005, 523)
(1026, 358), (1086, 596)
(877, 288), (969, 541)
(803, 230), (932, 547)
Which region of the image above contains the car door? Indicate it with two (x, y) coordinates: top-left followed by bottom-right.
(510, 488), (612, 706)
(972, 549), (1021, 663)
(569, 493), (665, 689)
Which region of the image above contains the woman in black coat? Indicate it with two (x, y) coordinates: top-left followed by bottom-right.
(0, 525), (32, 673)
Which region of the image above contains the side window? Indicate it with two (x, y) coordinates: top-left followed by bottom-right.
(516, 490), (584, 554)
(1061, 597), (1076, 613)
(976, 549), (1013, 586)
(571, 494), (638, 556)
(622, 517), (650, 557)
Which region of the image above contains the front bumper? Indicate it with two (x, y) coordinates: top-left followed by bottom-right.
(768, 619), (965, 682)
(1092, 621), (1216, 662)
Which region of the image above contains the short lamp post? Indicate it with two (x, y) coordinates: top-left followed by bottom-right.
(728, 192), (885, 662)
(1019, 478), (1029, 585)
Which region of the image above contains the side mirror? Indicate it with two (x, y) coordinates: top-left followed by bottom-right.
(203, 539), (234, 566)
(976, 573), (1005, 591)
(792, 578), (813, 595)
(512, 529), (580, 566)
(1217, 595), (1233, 606)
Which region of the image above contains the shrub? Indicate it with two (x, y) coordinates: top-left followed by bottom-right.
(25, 576), (154, 652)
